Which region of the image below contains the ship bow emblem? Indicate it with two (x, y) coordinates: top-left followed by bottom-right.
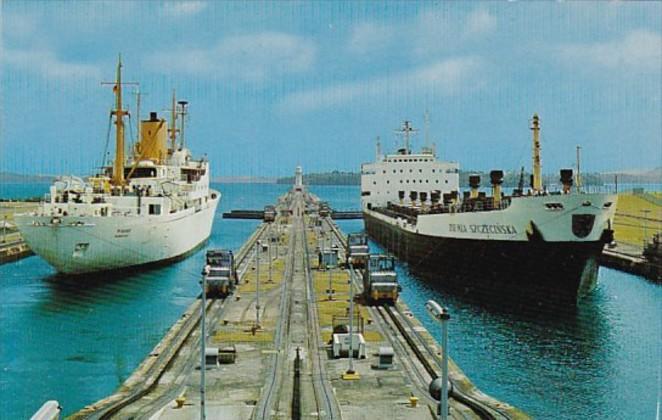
(572, 214), (595, 238)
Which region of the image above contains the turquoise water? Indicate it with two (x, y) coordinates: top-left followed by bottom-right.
(0, 183), (53, 200)
(1, 183), (660, 419)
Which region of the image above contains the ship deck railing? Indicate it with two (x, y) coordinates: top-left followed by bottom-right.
(375, 197), (514, 223)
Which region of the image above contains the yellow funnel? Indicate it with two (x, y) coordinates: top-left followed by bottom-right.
(138, 112), (167, 163)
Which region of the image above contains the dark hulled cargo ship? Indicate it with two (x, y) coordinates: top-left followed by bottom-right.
(360, 116), (617, 304)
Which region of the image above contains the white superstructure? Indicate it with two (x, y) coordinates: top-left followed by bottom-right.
(361, 121), (459, 209)
(15, 59), (220, 274)
(361, 152), (459, 209)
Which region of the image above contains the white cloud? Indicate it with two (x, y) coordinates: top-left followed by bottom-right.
(344, 7), (497, 60)
(557, 29), (661, 74)
(2, 13), (38, 40)
(465, 9), (497, 37)
(145, 32), (316, 83)
(278, 57), (482, 113)
(347, 22), (394, 54)
(411, 7), (497, 57)
(2, 48), (101, 80)
(163, 1), (207, 17)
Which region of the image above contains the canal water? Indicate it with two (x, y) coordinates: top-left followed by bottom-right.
(1, 183), (660, 419)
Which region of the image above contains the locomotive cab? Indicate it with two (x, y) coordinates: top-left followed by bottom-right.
(363, 254), (400, 304)
(346, 232), (369, 268)
(205, 249), (237, 297)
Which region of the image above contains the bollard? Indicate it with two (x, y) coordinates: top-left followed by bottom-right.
(175, 389), (187, 408)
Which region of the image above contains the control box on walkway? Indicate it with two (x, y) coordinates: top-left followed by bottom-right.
(318, 247), (339, 269)
(332, 333), (366, 359)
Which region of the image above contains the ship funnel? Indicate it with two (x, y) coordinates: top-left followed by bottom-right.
(138, 112), (168, 163)
(560, 169), (574, 194)
(409, 191), (418, 206)
(419, 191), (428, 205)
(490, 170), (504, 208)
(430, 190), (441, 205)
(469, 174), (480, 199)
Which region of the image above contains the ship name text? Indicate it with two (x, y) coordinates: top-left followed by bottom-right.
(115, 228), (131, 238)
(448, 223), (517, 235)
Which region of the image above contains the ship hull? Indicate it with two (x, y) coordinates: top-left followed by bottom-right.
(364, 211), (606, 305)
(15, 194), (219, 275)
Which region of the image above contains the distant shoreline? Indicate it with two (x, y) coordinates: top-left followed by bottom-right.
(2, 168), (660, 187)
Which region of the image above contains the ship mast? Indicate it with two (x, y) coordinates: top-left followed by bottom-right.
(135, 89), (141, 146)
(178, 100), (188, 149)
(576, 145), (582, 193)
(101, 55), (139, 186)
(424, 110), (430, 151)
(112, 56), (127, 186)
(168, 90), (179, 151)
(375, 136), (382, 160)
(530, 113), (542, 193)
(132, 88), (143, 154)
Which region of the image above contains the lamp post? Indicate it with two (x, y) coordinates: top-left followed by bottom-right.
(268, 226), (273, 284)
(199, 265), (209, 420)
(327, 242), (334, 300)
(255, 240), (261, 329)
(342, 258), (360, 380)
(275, 223), (279, 257)
(425, 299), (450, 420)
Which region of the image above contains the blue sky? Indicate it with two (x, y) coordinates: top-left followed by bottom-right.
(1, 1), (660, 178)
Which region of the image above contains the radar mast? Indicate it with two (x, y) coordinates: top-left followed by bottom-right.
(394, 121), (418, 154)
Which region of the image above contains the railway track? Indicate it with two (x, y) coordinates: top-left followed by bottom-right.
(79, 224), (270, 419)
(372, 305), (438, 401)
(117, 297), (229, 419)
(302, 212), (342, 419)
(384, 305), (510, 420)
(252, 198), (299, 419)
(254, 192), (341, 419)
(323, 216), (513, 420)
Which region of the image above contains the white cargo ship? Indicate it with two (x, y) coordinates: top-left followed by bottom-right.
(361, 116), (617, 303)
(15, 59), (220, 274)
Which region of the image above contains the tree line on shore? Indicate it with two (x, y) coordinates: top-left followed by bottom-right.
(276, 169), (661, 187)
